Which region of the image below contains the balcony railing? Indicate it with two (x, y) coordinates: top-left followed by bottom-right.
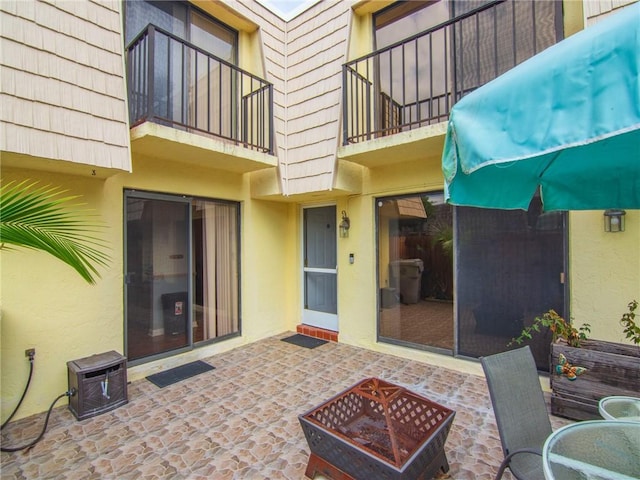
(342, 0), (561, 145)
(127, 24), (274, 154)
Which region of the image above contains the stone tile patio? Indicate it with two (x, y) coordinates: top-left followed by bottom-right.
(1, 333), (570, 479)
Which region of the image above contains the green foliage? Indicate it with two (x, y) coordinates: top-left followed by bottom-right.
(0, 180), (110, 284)
(433, 223), (453, 257)
(620, 300), (640, 345)
(509, 309), (591, 348)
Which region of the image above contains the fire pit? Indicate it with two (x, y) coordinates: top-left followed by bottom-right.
(299, 378), (455, 480)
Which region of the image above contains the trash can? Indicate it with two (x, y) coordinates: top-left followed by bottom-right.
(161, 292), (188, 335)
(390, 259), (424, 304)
(380, 287), (399, 309)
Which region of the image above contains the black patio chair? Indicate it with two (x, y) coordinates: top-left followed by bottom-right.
(481, 346), (553, 480)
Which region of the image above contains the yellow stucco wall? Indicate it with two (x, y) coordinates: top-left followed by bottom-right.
(1, 169), (124, 419)
(569, 211), (640, 343)
(562, 0), (585, 36)
(347, 4), (373, 60)
(0, 158), (298, 420)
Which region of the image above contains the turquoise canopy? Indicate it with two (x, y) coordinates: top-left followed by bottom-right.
(442, 2), (640, 211)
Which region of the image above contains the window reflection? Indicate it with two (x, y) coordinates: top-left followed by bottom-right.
(377, 193), (454, 352)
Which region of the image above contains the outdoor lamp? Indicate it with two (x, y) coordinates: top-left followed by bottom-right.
(339, 210), (351, 238)
(603, 209), (625, 232)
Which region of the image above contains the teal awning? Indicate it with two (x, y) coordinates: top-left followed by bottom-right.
(442, 2), (640, 211)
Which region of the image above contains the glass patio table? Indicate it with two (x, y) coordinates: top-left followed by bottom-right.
(598, 396), (640, 422)
(542, 420), (640, 480)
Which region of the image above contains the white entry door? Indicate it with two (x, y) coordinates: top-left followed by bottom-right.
(302, 206), (338, 331)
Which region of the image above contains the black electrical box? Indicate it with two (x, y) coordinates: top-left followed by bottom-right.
(161, 292), (188, 335)
(67, 351), (128, 420)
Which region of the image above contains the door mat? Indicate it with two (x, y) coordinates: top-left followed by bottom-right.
(146, 360), (215, 388)
(281, 334), (328, 349)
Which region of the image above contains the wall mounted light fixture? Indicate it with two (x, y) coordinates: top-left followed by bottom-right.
(603, 209), (625, 232)
(339, 210), (350, 238)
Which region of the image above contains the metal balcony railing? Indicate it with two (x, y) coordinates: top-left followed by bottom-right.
(127, 24), (274, 154)
(342, 0), (561, 145)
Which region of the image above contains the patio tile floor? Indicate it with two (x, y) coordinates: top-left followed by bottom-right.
(1, 333), (571, 479)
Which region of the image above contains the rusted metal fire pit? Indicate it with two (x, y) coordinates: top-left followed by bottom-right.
(299, 378), (455, 480)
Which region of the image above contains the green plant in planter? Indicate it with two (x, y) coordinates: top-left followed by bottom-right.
(508, 309), (591, 348)
(0, 179), (109, 284)
(510, 300), (640, 348)
(620, 299), (639, 345)
(521, 302), (640, 422)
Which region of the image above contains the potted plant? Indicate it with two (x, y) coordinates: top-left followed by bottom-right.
(509, 309), (591, 348)
(510, 301), (640, 421)
(620, 299), (640, 345)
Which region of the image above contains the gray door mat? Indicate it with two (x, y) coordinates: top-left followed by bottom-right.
(146, 360), (215, 388)
(281, 334), (328, 349)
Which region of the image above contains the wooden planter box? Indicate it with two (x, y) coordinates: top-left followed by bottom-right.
(550, 339), (640, 421)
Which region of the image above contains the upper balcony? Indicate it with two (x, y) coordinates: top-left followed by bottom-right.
(340, 0), (562, 167)
(126, 24), (276, 173)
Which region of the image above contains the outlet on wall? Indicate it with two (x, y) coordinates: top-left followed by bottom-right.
(25, 348), (36, 358)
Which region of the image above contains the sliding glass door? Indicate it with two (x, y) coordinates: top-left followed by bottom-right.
(125, 191), (240, 364)
(192, 199), (239, 341)
(377, 193), (454, 352)
(376, 190), (565, 371)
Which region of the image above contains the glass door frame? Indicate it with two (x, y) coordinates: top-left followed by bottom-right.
(124, 189), (193, 367)
(375, 191), (454, 353)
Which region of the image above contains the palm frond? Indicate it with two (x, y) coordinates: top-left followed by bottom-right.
(0, 180), (110, 284)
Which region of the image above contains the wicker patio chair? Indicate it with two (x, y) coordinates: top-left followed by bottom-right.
(481, 346), (553, 480)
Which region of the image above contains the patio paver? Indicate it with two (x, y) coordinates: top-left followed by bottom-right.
(1, 333), (571, 479)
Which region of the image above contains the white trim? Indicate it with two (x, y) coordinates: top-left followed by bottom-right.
(303, 309), (339, 331)
(304, 267), (337, 274)
(301, 203), (339, 332)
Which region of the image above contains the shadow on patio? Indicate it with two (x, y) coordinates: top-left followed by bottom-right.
(1, 333), (570, 479)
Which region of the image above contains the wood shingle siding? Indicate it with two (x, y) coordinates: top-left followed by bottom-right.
(584, 0), (637, 24)
(228, 0), (287, 182)
(2, 0), (367, 190)
(283, 1), (351, 194)
(0, 0), (130, 172)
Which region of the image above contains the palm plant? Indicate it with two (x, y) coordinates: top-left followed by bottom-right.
(0, 180), (109, 284)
